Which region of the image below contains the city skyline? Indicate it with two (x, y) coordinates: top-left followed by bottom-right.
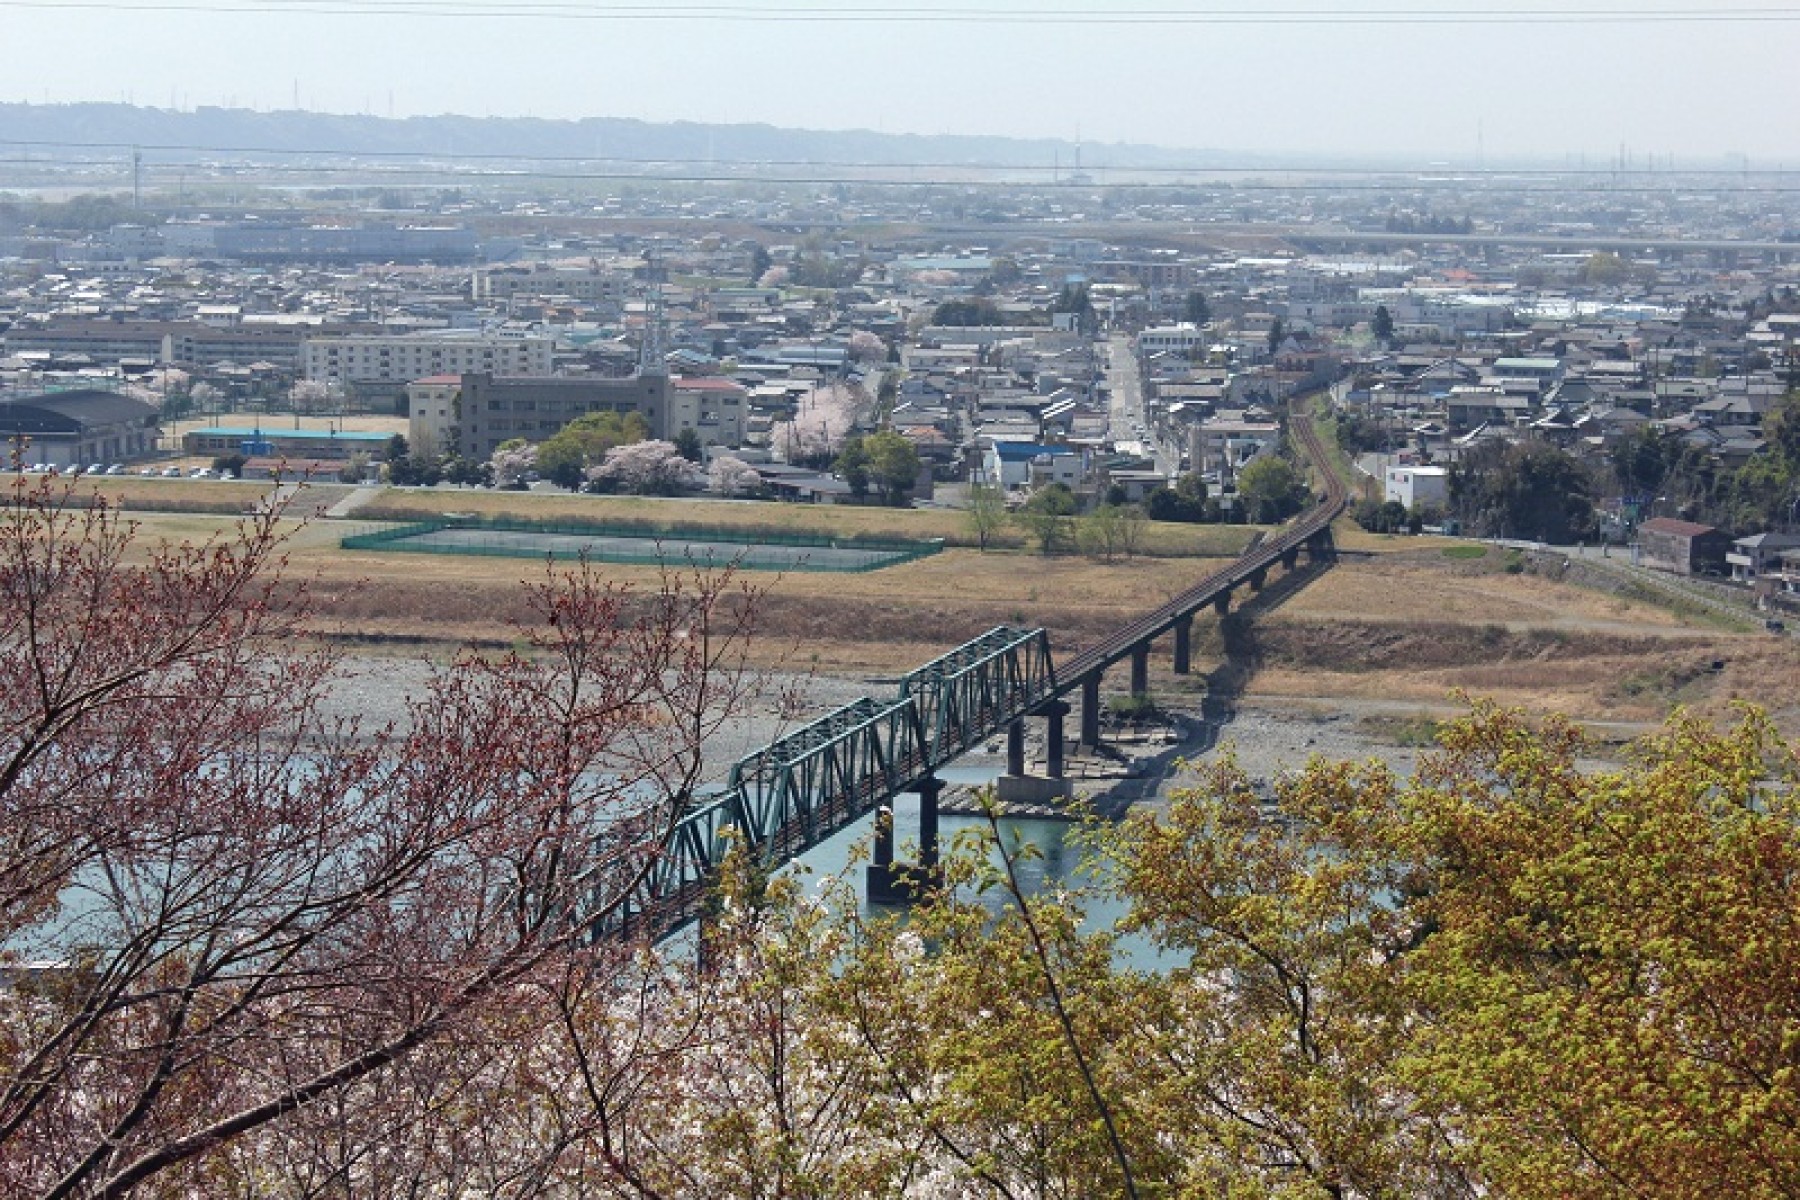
(1, 0), (1797, 166)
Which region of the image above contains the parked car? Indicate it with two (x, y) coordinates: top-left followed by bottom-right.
(160, 466), (183, 478)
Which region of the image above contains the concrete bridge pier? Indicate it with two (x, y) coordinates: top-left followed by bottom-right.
(1080, 673), (1102, 748)
(1248, 566), (1267, 593)
(1213, 590), (1231, 616)
(1129, 645), (1149, 696)
(1173, 616), (1192, 675)
(997, 701), (1072, 805)
(1281, 546), (1300, 572)
(867, 777), (945, 905)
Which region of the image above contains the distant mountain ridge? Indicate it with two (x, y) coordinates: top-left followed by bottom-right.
(0, 102), (1244, 172)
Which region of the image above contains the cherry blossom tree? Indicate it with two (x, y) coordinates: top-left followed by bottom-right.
(0, 474), (770, 1199)
(707, 455), (764, 498)
(846, 330), (886, 363)
(770, 383), (869, 467)
(488, 439), (538, 488)
(289, 379), (333, 416)
(588, 439), (704, 496)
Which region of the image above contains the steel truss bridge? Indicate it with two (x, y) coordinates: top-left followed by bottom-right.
(598, 414), (1347, 943)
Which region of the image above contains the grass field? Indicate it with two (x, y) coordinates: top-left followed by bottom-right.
(45, 477), (1799, 733)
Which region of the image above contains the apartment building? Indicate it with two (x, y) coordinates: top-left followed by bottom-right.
(303, 333), (554, 386)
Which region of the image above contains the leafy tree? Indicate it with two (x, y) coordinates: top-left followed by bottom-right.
(834, 434), (871, 499)
(931, 298), (1007, 327)
(536, 410), (651, 490)
(1371, 303), (1395, 344)
(747, 242), (772, 283)
(1352, 496), (1411, 533)
(1234, 455), (1308, 523)
(386, 432), (410, 462)
(1183, 290), (1211, 327)
(862, 429), (922, 506)
(1266, 317), (1286, 355)
(1326, 703), (1800, 1198)
(1014, 483), (1077, 553)
(1079, 503), (1147, 562)
(672, 425), (704, 463)
(965, 482), (1008, 549)
(1449, 439), (1595, 542)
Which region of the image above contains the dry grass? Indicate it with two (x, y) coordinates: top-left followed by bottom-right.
(1269, 554), (1694, 632)
(354, 489), (1261, 558)
(94, 504), (1800, 736)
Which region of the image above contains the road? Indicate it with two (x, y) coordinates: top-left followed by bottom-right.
(1103, 332), (1179, 476)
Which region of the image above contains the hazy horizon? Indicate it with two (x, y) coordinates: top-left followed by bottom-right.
(2, 1), (1797, 167)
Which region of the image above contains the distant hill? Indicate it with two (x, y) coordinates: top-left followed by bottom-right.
(0, 102), (1244, 173)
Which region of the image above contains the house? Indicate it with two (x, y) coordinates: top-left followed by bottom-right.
(1727, 532), (1800, 582)
(1383, 465), (1449, 509)
(981, 442), (1082, 490)
(1637, 517), (1731, 577)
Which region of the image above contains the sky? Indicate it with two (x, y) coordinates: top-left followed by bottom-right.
(1, 0), (1796, 166)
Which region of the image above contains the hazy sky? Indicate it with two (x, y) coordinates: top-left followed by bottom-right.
(2, 0), (1796, 164)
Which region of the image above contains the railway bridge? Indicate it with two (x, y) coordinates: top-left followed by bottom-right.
(597, 415), (1347, 942)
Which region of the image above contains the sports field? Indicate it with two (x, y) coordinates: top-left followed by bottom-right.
(341, 519), (941, 573)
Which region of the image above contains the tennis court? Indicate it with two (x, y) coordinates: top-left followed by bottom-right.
(341, 519), (942, 573)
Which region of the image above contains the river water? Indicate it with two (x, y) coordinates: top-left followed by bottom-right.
(784, 764), (1166, 969)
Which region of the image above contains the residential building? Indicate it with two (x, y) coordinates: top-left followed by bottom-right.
(303, 334), (554, 387)
(406, 374), (463, 458)
(1637, 516), (1731, 576)
(1384, 465), (1449, 509)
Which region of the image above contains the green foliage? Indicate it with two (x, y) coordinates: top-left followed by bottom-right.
(1183, 289), (1210, 327)
(672, 426), (703, 463)
(1449, 439), (1595, 543)
(1352, 497), (1412, 533)
(1234, 455), (1309, 523)
(930, 297), (1007, 327)
(1013, 483), (1077, 553)
(1372, 303), (1395, 343)
(964, 482), (1008, 550)
(747, 242), (772, 282)
(1078, 502), (1147, 562)
(1144, 471), (1215, 524)
(535, 410), (650, 490)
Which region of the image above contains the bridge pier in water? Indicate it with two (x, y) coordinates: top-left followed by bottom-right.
(995, 701), (1073, 805)
(866, 776), (945, 905)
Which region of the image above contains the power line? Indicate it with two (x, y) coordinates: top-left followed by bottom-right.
(1, 0), (1797, 21)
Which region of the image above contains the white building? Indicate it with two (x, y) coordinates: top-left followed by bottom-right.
(405, 374), (462, 458)
(303, 333), (554, 386)
(1384, 465), (1449, 509)
(1136, 323), (1208, 356)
